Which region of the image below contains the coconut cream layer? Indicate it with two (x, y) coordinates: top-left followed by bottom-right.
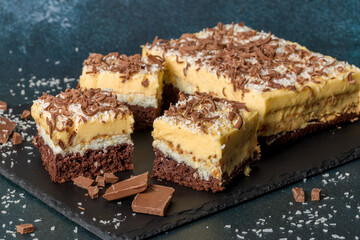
(37, 124), (132, 156)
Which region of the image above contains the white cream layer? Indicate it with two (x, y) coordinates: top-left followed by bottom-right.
(37, 125), (132, 156)
(114, 92), (158, 108)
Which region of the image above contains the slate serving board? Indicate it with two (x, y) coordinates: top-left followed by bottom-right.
(0, 103), (360, 239)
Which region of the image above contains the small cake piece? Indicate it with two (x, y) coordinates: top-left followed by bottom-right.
(132, 184), (175, 216)
(103, 172), (149, 201)
(0, 116), (16, 144)
(144, 22), (360, 144)
(152, 92), (260, 192)
(31, 88), (135, 183)
(79, 53), (164, 130)
(292, 187), (305, 202)
(311, 188), (321, 201)
(16, 223), (34, 234)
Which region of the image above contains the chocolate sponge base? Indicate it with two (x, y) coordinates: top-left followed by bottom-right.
(152, 148), (259, 193)
(33, 135), (134, 183)
(127, 104), (160, 131)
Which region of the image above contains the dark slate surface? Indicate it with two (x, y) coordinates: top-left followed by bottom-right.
(0, 104), (360, 239)
(0, 0), (360, 239)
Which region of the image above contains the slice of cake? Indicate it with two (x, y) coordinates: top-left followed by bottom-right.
(152, 92), (260, 192)
(79, 53), (164, 130)
(143, 22), (360, 144)
(31, 88), (134, 183)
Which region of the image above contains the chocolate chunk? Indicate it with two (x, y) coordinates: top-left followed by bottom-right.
(16, 223), (34, 234)
(12, 132), (23, 145)
(292, 187), (305, 202)
(141, 78), (149, 87)
(95, 175), (105, 187)
(0, 116), (16, 144)
(20, 110), (31, 119)
(73, 176), (94, 189)
(103, 172), (149, 201)
(0, 101), (7, 111)
(311, 188), (321, 201)
(132, 184), (175, 216)
(88, 186), (99, 199)
(104, 172), (119, 184)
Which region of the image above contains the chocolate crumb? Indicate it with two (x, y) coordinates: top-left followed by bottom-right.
(78, 206), (85, 211)
(292, 187), (305, 202)
(88, 186), (99, 199)
(95, 175), (105, 187)
(104, 172), (119, 184)
(73, 176), (94, 189)
(311, 188), (321, 201)
(16, 223), (34, 234)
(141, 78), (149, 87)
(12, 132), (23, 145)
(20, 110), (31, 119)
(0, 101), (7, 111)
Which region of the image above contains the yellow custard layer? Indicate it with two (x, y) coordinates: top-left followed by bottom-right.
(79, 68), (164, 107)
(31, 102), (134, 151)
(152, 110), (259, 181)
(143, 48), (360, 137)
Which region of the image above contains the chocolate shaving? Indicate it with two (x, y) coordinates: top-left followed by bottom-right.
(347, 72), (356, 84)
(20, 110), (31, 119)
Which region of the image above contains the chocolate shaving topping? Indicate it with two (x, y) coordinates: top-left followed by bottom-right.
(83, 53), (164, 80)
(165, 91), (247, 132)
(148, 22), (347, 93)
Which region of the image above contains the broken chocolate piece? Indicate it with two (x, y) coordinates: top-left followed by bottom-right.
(20, 110), (31, 119)
(12, 132), (23, 145)
(0, 116), (16, 144)
(0, 101), (7, 111)
(104, 172), (119, 184)
(311, 188), (321, 201)
(103, 172), (149, 201)
(132, 184), (175, 216)
(88, 186), (99, 199)
(16, 223), (34, 234)
(95, 175), (105, 187)
(292, 187), (305, 202)
(73, 176), (94, 189)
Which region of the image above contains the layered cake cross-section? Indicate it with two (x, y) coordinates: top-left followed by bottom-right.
(31, 88), (135, 183)
(143, 22), (360, 144)
(79, 53), (164, 130)
(152, 92), (260, 192)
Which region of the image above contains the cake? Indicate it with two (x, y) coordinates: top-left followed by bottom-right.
(31, 88), (134, 183)
(79, 53), (164, 130)
(152, 92), (260, 192)
(143, 22), (360, 144)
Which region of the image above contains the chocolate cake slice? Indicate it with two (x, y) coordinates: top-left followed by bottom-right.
(31, 88), (134, 183)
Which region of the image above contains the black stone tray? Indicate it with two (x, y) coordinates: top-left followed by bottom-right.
(1, 103), (360, 239)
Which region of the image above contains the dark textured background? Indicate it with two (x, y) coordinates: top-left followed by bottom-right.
(0, 0), (360, 239)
